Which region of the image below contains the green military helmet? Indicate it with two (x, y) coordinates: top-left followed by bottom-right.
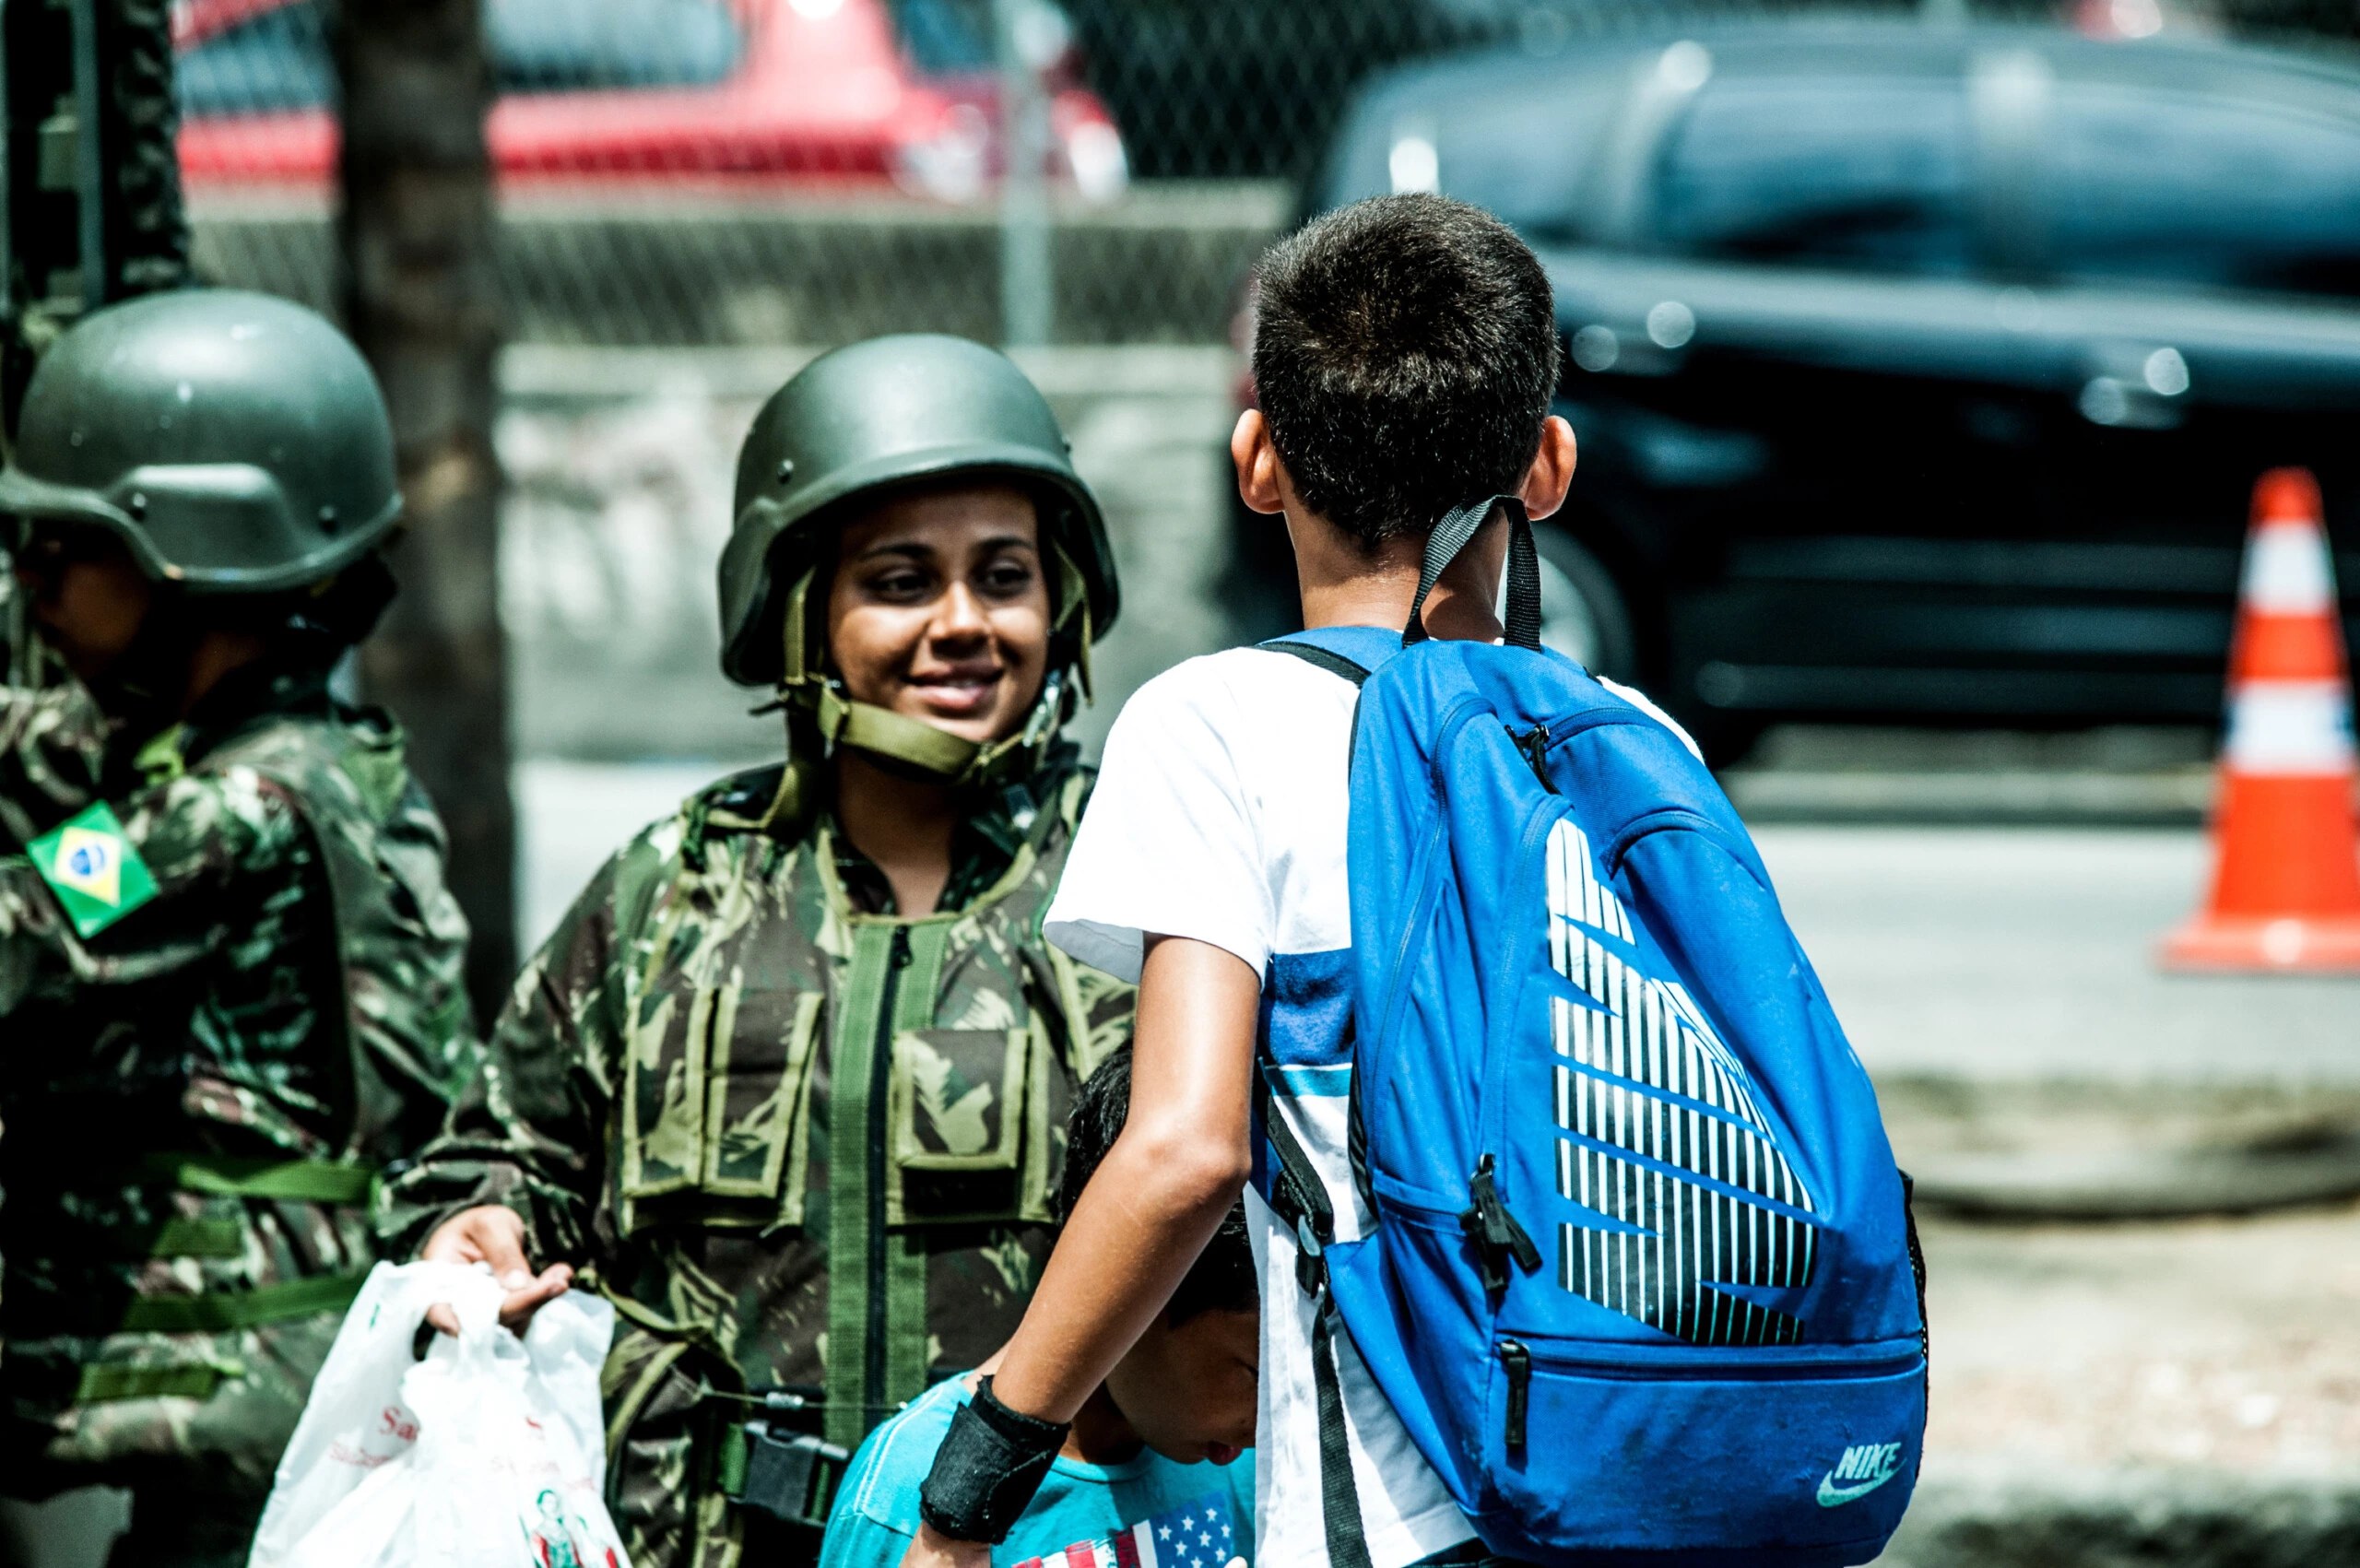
(0, 289), (400, 594)
(717, 333), (1118, 689)
(717, 334), (1120, 793)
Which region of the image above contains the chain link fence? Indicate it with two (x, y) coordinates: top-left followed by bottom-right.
(161, 0), (2360, 765)
(176, 0), (2359, 351)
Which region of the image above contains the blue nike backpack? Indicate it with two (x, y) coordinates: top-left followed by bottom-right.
(1258, 498), (1928, 1568)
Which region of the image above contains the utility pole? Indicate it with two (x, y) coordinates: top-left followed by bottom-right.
(334, 0), (514, 1025)
(996, 0), (1057, 347)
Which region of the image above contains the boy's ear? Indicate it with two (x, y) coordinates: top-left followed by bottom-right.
(1231, 410), (1286, 517)
(1520, 415), (1579, 523)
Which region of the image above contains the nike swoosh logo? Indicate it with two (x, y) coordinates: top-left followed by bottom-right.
(1816, 1468), (1897, 1507)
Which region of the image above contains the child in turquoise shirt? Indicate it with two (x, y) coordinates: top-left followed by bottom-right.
(820, 1047), (1257, 1568)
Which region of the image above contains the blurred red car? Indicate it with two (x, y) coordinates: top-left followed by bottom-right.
(172, 0), (1128, 199)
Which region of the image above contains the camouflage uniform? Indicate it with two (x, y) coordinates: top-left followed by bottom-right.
(0, 290), (479, 1562)
(0, 548), (86, 845)
(0, 643), (477, 1557)
(380, 749), (1133, 1568)
(380, 333), (1130, 1568)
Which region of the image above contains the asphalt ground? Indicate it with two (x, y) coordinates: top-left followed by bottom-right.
(1887, 1202), (2360, 1567)
(521, 767), (2356, 1085)
(1756, 825), (2358, 1085)
(12, 786), (2342, 1567)
(514, 764), (2360, 1568)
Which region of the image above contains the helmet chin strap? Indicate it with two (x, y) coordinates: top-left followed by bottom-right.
(766, 548), (1093, 795)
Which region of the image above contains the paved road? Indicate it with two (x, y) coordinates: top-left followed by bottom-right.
(1758, 826), (2360, 1086)
(519, 768), (2357, 1082)
(1879, 1203), (2360, 1568)
(1918, 1204), (2360, 1475)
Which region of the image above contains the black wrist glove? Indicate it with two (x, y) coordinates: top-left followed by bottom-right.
(917, 1376), (1071, 1545)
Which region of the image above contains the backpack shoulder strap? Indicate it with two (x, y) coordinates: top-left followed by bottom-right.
(1257, 623), (1400, 687)
(1262, 640), (1370, 688)
(1255, 1067), (1375, 1568)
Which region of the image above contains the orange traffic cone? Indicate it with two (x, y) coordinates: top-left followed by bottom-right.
(2163, 468), (2360, 972)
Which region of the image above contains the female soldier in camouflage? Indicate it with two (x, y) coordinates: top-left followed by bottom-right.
(0, 291), (477, 1562)
(384, 336), (1135, 1568)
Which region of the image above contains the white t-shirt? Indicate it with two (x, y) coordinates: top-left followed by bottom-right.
(1044, 643), (1480, 1568)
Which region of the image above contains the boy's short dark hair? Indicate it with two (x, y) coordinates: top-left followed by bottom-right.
(1058, 1046), (1257, 1325)
(1251, 193), (1561, 550)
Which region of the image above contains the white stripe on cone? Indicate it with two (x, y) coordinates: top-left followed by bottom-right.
(2224, 679), (2358, 776)
(2241, 519), (2337, 614)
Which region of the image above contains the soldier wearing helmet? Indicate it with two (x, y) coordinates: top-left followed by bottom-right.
(383, 336), (1135, 1568)
(0, 289), (478, 1559)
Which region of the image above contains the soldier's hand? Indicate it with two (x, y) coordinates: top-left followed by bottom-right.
(420, 1203), (573, 1337)
(898, 1523), (992, 1568)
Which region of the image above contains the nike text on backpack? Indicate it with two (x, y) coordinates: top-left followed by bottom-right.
(1258, 496), (1928, 1568)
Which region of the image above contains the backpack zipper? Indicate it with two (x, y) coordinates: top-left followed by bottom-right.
(1498, 1338), (1531, 1452)
(1513, 724), (1558, 793)
(1498, 1341), (1925, 1384)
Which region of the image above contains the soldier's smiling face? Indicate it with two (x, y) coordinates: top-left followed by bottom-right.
(825, 481), (1052, 747)
(13, 522), (156, 685)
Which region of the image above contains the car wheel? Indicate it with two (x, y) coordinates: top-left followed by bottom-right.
(1504, 525), (1636, 683)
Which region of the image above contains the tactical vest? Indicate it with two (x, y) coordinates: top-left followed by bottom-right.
(602, 765), (1122, 1462)
(207, 705), (478, 1156)
(19, 703), (471, 1424)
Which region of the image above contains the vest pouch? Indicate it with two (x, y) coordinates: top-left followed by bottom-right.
(887, 1015), (1056, 1226)
(703, 989), (826, 1210)
(622, 979), (826, 1231)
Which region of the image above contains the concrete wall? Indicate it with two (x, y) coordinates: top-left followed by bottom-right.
(189, 183), (1290, 347)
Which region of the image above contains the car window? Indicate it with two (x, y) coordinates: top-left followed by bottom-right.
(1654, 74), (1974, 277)
(1316, 67), (1624, 242)
(177, 0), (741, 116)
(2048, 84), (2360, 300)
(491, 0), (741, 93)
(177, 1), (334, 116)
(891, 0), (994, 75)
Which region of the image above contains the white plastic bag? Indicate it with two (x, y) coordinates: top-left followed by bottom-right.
(247, 1260), (631, 1568)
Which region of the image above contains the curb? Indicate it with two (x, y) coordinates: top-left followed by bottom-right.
(1881, 1077), (2360, 1220)
(1907, 1137), (2360, 1220)
(1876, 1463), (2360, 1567)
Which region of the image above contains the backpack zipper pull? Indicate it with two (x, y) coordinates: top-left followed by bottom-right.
(1497, 1339), (1531, 1453)
(1515, 725), (1559, 794)
(1459, 1153), (1543, 1295)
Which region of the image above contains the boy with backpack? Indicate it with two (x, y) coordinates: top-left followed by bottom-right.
(823, 1046), (1257, 1568)
(906, 195), (1926, 1568)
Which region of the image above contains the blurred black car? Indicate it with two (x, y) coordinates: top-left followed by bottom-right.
(1252, 18), (2360, 760)
(1063, 0), (1485, 179)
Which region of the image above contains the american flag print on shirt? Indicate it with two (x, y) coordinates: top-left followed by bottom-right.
(1009, 1491), (1244, 1568)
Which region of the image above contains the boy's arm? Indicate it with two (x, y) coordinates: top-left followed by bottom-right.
(821, 1506), (920, 1568)
(900, 935), (1260, 1568)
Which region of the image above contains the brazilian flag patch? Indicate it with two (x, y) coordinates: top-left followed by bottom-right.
(28, 802), (160, 937)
